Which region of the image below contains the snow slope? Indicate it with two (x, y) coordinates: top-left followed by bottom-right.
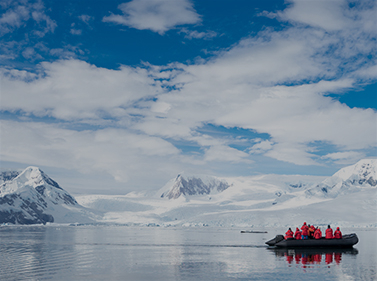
(306, 159), (377, 198)
(76, 174), (327, 226)
(76, 159), (376, 228)
(3, 159), (376, 227)
(0, 167), (99, 224)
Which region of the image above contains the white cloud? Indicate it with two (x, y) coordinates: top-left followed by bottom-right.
(70, 28), (82, 35)
(0, 0), (58, 63)
(322, 151), (366, 165)
(215, 81), (374, 146)
(78, 14), (93, 24)
(249, 140), (274, 154)
(21, 46), (42, 60)
(353, 64), (377, 80)
(150, 101), (171, 114)
(264, 143), (320, 166)
(204, 145), (252, 164)
(0, 0), (56, 36)
(0, 5), (29, 34)
(49, 44), (85, 58)
(31, 10), (56, 36)
(103, 0), (201, 34)
(133, 117), (193, 139)
(166, 28), (335, 91)
(276, 0), (377, 62)
(0, 59), (161, 121)
(179, 28), (217, 40)
(278, 0), (349, 31)
(0, 120), (180, 186)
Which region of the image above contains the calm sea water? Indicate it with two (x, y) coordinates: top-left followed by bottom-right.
(0, 225), (375, 280)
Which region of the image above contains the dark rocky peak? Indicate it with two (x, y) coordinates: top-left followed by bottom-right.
(0, 171), (20, 184)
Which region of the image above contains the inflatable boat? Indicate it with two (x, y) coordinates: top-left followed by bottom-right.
(266, 233), (358, 248)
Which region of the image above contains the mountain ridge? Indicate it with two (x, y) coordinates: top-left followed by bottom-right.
(0, 166), (97, 224)
(160, 174), (230, 199)
(306, 159), (377, 198)
(2, 159), (376, 226)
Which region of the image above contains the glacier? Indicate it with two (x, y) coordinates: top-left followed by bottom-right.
(77, 159), (377, 228)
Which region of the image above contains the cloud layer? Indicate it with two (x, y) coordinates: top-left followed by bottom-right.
(103, 0), (201, 34)
(0, 0), (56, 36)
(1, 0), (376, 191)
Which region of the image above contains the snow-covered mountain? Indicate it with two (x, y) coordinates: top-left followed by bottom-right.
(306, 159), (377, 198)
(160, 174), (230, 199)
(77, 159), (377, 228)
(0, 167), (98, 224)
(3, 159), (376, 227)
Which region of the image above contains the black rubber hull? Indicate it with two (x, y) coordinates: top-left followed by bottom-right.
(266, 233), (358, 248)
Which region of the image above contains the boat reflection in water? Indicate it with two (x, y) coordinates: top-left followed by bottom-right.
(269, 248), (358, 267)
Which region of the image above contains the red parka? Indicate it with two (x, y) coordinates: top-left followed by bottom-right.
(285, 229), (294, 239)
(325, 227), (333, 239)
(301, 223), (309, 236)
(314, 228), (322, 239)
(334, 227), (342, 239)
(294, 228), (301, 239)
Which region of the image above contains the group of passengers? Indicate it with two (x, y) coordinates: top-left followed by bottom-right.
(285, 222), (342, 240)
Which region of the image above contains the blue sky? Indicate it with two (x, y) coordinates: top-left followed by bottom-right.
(0, 0), (376, 194)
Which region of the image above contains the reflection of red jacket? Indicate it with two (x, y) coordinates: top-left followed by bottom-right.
(313, 254), (322, 264)
(294, 229), (301, 239)
(314, 228), (322, 239)
(286, 254), (293, 264)
(325, 228), (333, 239)
(285, 229), (294, 239)
(334, 253), (342, 264)
(301, 224), (309, 236)
(325, 253), (333, 264)
(334, 229), (342, 239)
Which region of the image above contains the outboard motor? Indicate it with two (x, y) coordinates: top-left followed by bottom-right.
(265, 234), (285, 246)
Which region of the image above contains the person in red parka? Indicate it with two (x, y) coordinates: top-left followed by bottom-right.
(334, 227), (342, 239)
(294, 227), (302, 240)
(314, 227), (322, 239)
(301, 222), (309, 239)
(325, 225), (333, 239)
(285, 228), (294, 239)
